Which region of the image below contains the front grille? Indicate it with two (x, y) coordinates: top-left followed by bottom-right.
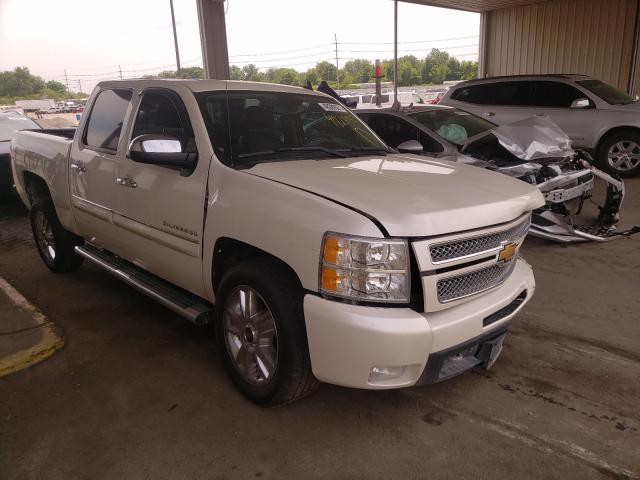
(430, 216), (531, 263)
(437, 259), (518, 303)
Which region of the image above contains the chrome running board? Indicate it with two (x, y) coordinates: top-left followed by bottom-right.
(75, 245), (213, 325)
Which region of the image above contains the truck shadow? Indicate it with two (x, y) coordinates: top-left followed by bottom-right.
(0, 190), (27, 221)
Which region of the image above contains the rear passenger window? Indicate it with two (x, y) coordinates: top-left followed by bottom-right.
(532, 81), (587, 108)
(452, 82), (534, 106)
(83, 89), (132, 151)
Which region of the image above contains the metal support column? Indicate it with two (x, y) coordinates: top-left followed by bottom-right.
(393, 0), (399, 109)
(196, 0), (230, 80)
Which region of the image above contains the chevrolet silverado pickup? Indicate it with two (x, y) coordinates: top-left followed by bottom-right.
(11, 80), (544, 405)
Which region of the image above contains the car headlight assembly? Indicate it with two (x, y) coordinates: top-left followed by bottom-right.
(320, 233), (410, 304)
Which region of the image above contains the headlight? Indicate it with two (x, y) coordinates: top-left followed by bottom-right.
(319, 232), (410, 303)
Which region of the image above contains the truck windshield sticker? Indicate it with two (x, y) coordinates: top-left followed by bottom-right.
(318, 103), (345, 113)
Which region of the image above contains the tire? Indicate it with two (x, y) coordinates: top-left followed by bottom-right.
(598, 130), (640, 178)
(214, 257), (318, 406)
(30, 200), (84, 273)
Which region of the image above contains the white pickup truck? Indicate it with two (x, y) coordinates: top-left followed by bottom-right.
(11, 80), (544, 405)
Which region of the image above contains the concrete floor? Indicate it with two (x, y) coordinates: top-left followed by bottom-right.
(0, 180), (639, 480)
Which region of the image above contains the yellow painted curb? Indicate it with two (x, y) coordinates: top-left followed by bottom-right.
(0, 276), (65, 378)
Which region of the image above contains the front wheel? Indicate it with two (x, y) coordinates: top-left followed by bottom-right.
(598, 131), (640, 177)
(214, 258), (318, 406)
(30, 200), (84, 273)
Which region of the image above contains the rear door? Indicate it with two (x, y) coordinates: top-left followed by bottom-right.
(447, 81), (537, 125)
(529, 81), (597, 147)
(113, 87), (213, 297)
(70, 88), (133, 251)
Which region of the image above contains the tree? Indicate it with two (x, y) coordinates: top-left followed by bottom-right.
(460, 61), (479, 80)
(422, 49), (450, 84)
(397, 58), (421, 87)
(46, 80), (67, 93)
(315, 61), (337, 82)
(0, 67), (45, 98)
(300, 68), (319, 86)
(179, 67), (204, 79)
(229, 65), (244, 81)
(341, 59), (373, 84)
(445, 57), (462, 81)
(242, 64), (264, 82)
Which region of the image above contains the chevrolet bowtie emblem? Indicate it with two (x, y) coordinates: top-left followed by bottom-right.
(498, 242), (517, 263)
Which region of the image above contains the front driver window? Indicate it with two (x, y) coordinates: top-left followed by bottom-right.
(132, 90), (196, 154)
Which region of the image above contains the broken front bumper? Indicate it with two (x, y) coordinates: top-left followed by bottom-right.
(530, 164), (640, 243)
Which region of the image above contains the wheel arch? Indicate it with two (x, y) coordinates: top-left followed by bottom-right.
(211, 237), (304, 298)
(23, 171), (53, 206)
(595, 126), (640, 157)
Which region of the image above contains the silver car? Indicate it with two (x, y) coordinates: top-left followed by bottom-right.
(439, 75), (640, 177)
(357, 105), (639, 243)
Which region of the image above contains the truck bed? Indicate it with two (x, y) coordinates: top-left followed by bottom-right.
(36, 128), (77, 140)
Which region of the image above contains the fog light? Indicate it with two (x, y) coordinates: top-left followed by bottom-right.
(368, 365), (407, 383)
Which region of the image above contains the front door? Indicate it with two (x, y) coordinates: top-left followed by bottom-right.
(113, 87), (212, 297)
(69, 88), (133, 251)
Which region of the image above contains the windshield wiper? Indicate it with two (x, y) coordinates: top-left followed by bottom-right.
(344, 147), (390, 156)
(237, 147), (348, 160)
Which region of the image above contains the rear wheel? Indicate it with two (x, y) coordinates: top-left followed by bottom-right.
(598, 131), (640, 177)
(30, 200), (83, 273)
(214, 258), (318, 406)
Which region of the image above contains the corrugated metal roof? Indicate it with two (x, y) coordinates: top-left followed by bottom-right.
(400, 0), (553, 13)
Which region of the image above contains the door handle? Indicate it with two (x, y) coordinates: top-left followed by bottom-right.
(116, 176), (137, 189)
(484, 112), (495, 117)
(70, 162), (86, 173)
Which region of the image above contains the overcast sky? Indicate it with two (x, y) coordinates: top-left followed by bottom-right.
(0, 0), (479, 92)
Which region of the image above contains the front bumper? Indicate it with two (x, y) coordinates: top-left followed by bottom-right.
(304, 258), (535, 389)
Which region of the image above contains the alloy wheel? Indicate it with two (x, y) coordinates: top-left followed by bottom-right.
(607, 140), (640, 172)
(223, 286), (278, 386)
(34, 210), (56, 262)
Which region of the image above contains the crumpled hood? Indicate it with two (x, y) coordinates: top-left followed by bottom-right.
(246, 154), (544, 237)
(465, 115), (574, 161)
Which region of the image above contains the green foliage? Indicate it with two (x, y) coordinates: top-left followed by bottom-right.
(315, 61), (338, 82)
(420, 48), (478, 85)
(157, 67), (204, 79)
(265, 68), (300, 86)
(242, 64), (264, 82)
(230, 65), (244, 81)
(0, 67), (84, 104)
(341, 59), (373, 84)
(45, 80), (67, 93)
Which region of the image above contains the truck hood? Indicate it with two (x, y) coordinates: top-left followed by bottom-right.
(246, 154), (544, 237)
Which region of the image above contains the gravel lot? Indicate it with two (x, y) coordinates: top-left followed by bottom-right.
(0, 179), (639, 480)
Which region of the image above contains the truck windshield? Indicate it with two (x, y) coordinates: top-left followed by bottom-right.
(411, 108), (494, 146)
(0, 115), (41, 141)
(196, 91), (388, 168)
(576, 80), (635, 105)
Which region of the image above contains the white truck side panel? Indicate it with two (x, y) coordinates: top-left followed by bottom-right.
(11, 130), (80, 235)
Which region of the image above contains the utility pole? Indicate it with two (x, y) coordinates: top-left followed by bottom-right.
(77, 79), (83, 94)
(169, 0), (181, 76)
(334, 33), (339, 86)
(118, 65), (123, 80)
(64, 70), (69, 91)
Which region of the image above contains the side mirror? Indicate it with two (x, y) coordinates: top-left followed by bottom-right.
(128, 134), (197, 172)
(397, 140), (424, 153)
(570, 98), (591, 109)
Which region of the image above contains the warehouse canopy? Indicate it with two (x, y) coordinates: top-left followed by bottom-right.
(399, 0), (551, 13)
